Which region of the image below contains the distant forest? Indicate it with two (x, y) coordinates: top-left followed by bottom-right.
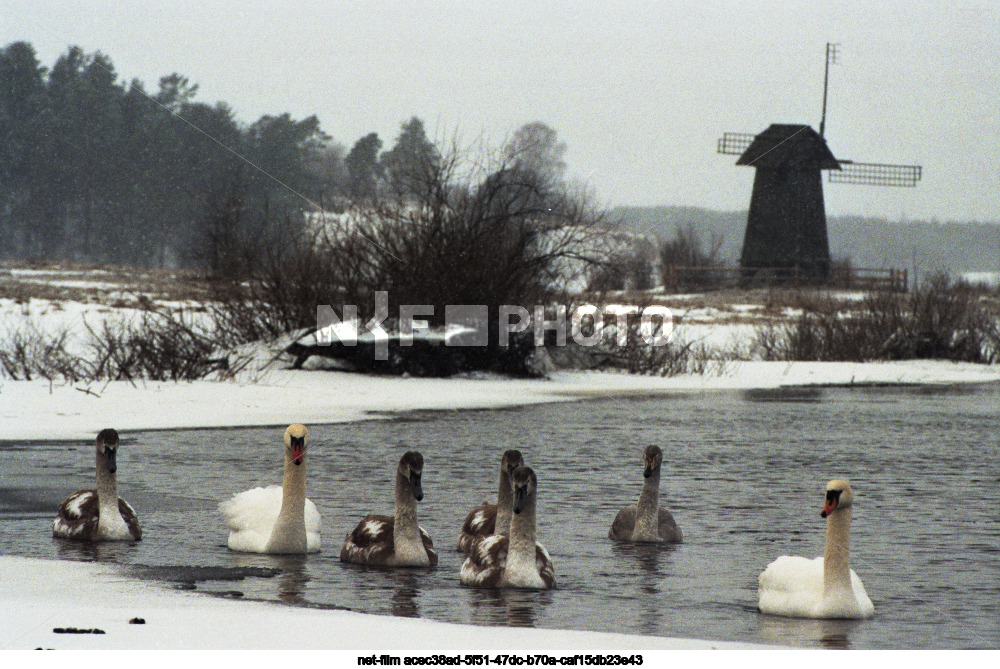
(0, 42), (438, 269)
(3, 41), (997, 279)
(615, 206), (1000, 277)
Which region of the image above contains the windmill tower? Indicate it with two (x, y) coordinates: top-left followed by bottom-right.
(718, 43), (922, 281)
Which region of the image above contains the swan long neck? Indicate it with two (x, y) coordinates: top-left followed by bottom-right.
(95, 449), (118, 510)
(267, 452), (308, 552)
(508, 491), (537, 563)
(94, 446), (130, 538)
(279, 453), (307, 517)
(633, 468), (660, 538)
(823, 506), (853, 594)
(394, 470), (421, 548)
(496, 468), (514, 535)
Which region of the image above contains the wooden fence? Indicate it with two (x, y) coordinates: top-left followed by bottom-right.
(661, 266), (908, 292)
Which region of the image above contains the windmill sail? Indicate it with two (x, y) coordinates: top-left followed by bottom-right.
(829, 161), (922, 187)
(717, 132), (756, 155)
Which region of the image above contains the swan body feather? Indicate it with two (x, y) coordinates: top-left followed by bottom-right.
(53, 489), (142, 541)
(609, 505), (682, 543)
(460, 534), (555, 589)
(758, 555), (873, 619)
(219, 485), (321, 553)
(340, 513), (438, 567)
(456, 502), (495, 553)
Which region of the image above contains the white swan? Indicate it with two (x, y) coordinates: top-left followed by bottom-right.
(456, 449), (524, 553)
(460, 466), (555, 589)
(219, 424), (321, 554)
(758, 479), (874, 619)
(609, 445), (682, 543)
(340, 451), (438, 567)
(53, 428), (142, 542)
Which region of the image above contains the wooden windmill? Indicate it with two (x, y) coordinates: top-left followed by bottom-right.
(718, 43), (922, 281)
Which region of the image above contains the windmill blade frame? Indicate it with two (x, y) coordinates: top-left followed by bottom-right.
(717, 132), (756, 156)
(828, 161), (922, 187)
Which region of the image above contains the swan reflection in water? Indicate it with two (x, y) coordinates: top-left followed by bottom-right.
(54, 536), (139, 562)
(757, 615), (861, 649)
(611, 541), (670, 576)
(225, 552), (311, 603)
(466, 588), (554, 628)
(273, 555), (310, 603)
(335, 562), (426, 618)
(610, 541), (679, 636)
(389, 571), (420, 618)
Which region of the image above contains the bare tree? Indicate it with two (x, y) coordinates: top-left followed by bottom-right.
(209, 139), (604, 371)
(503, 122), (567, 191)
(335, 140), (605, 324)
(659, 223), (726, 288)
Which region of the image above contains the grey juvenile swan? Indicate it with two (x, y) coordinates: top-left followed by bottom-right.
(460, 466), (555, 589)
(609, 445), (682, 543)
(340, 451), (438, 567)
(456, 449), (525, 553)
(53, 428), (142, 542)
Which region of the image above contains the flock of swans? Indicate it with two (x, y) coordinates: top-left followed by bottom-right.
(52, 425), (874, 620)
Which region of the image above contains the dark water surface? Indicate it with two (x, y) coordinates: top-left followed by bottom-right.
(2, 383), (998, 649)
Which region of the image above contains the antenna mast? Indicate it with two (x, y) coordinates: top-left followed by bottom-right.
(819, 42), (839, 138)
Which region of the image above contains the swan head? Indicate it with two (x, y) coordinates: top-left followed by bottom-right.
(283, 424), (309, 466)
(821, 479), (854, 518)
(511, 466), (537, 515)
(502, 449), (525, 476)
(642, 445), (662, 478)
(399, 451), (424, 501)
(96, 428), (120, 474)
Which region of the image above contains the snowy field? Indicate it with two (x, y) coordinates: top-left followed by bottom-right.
(4, 359), (1000, 441)
(4, 265), (998, 441)
(2, 264), (999, 655)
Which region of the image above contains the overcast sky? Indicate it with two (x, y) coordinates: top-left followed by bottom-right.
(5, 1), (999, 222)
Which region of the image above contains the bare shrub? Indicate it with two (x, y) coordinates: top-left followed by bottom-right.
(618, 324), (725, 377)
(341, 150), (605, 322)
(659, 223), (726, 290)
(85, 311), (243, 382)
(0, 324), (84, 382)
(750, 273), (1000, 363)
(555, 302), (724, 377)
(0, 309), (254, 383)
(206, 232), (346, 344)
(587, 244), (656, 292)
(210, 140), (609, 376)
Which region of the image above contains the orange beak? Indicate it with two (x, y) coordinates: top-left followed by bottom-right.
(292, 444), (304, 466)
(821, 498), (837, 518)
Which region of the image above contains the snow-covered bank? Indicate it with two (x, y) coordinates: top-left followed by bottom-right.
(2, 362), (999, 441)
(0, 556), (762, 650)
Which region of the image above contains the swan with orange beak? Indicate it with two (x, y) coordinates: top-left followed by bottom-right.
(219, 424), (322, 553)
(758, 479), (874, 618)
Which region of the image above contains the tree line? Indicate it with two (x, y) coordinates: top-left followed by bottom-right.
(0, 42), (569, 271)
(617, 205), (1000, 277)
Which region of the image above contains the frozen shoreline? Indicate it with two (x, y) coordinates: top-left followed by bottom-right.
(0, 555), (766, 650)
(2, 360), (998, 441)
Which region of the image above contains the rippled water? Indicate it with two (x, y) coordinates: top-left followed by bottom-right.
(2, 383), (998, 649)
